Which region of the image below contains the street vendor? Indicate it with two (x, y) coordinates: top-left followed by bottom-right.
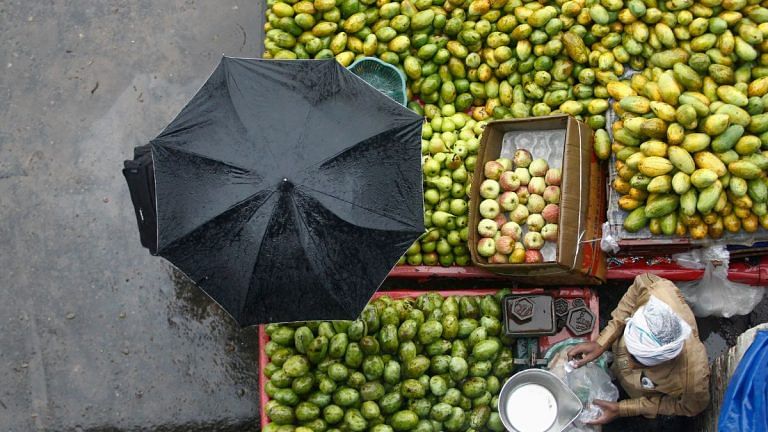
(567, 273), (710, 424)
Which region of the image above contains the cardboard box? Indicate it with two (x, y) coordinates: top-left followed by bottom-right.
(468, 115), (606, 285)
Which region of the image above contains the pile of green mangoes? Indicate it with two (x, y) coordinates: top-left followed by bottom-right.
(262, 290), (515, 432)
(263, 0), (768, 247)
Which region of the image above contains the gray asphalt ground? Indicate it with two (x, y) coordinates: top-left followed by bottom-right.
(1, 1), (265, 430)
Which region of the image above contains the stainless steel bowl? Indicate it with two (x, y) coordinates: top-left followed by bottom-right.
(498, 369), (583, 432)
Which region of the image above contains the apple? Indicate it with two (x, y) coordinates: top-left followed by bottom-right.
(528, 177), (546, 195)
(494, 213), (508, 229)
(543, 186), (561, 204)
(524, 231), (544, 250)
(526, 214), (545, 232)
(489, 253), (509, 264)
(514, 149), (532, 168)
(510, 204), (529, 224)
(514, 241), (525, 250)
(529, 159), (549, 177)
(484, 161), (504, 180)
(509, 248), (526, 263)
(516, 186), (530, 204)
(477, 218), (498, 238)
(493, 231), (502, 241)
(542, 204), (560, 224)
(501, 221), (522, 241)
(542, 223), (559, 241)
(514, 167), (531, 185)
(545, 168), (562, 186)
(480, 179), (501, 199)
(499, 171), (521, 191)
(477, 238), (496, 257)
(498, 191), (519, 211)
(496, 157), (513, 171)
(527, 194), (546, 214)
(495, 236), (515, 254)
(479, 199), (501, 219)
(525, 249), (544, 263)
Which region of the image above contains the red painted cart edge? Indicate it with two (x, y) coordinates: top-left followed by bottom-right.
(389, 256), (768, 285)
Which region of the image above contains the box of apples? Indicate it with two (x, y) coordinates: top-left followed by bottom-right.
(468, 115), (607, 285)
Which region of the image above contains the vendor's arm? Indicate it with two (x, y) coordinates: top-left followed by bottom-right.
(596, 275), (647, 348)
(618, 387), (710, 418)
(618, 352), (711, 419)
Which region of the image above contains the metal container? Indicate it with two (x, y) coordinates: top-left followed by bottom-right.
(498, 369), (583, 432)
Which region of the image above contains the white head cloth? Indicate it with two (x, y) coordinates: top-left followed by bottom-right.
(623, 296), (692, 367)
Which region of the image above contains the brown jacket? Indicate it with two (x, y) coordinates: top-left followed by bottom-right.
(596, 273), (710, 418)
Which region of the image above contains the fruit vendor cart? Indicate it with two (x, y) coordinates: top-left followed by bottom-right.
(254, 0), (768, 427)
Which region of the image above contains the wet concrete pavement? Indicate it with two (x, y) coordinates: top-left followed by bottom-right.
(1, 1), (265, 430)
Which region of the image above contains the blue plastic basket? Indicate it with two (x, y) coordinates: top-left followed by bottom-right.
(348, 57), (408, 106)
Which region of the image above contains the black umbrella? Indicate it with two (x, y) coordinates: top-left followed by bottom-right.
(123, 57), (425, 325)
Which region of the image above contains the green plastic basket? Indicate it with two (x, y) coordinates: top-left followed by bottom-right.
(348, 57), (408, 106)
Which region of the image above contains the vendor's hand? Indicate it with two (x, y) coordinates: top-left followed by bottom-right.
(585, 400), (619, 425)
(567, 342), (606, 368)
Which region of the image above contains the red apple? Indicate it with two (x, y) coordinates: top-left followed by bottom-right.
(489, 253), (509, 264)
(528, 177), (546, 195)
(514, 167), (531, 185)
(499, 171), (521, 191)
(480, 179), (501, 199)
(545, 168), (562, 186)
(523, 231), (544, 250)
(510, 204), (529, 224)
(477, 238), (496, 257)
(484, 161), (504, 180)
(543, 185), (561, 204)
(496, 157), (513, 171)
(479, 199), (501, 219)
(495, 236), (515, 254)
(526, 214), (545, 232)
(542, 204), (560, 224)
(527, 194), (545, 214)
(477, 218), (498, 238)
(528, 159), (549, 177)
(524, 249), (544, 263)
(516, 186), (530, 204)
(498, 191), (519, 211)
(494, 213), (508, 229)
(542, 223), (559, 241)
(514, 149), (532, 168)
(501, 221), (522, 241)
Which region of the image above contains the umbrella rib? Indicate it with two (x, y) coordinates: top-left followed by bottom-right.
(287, 190), (351, 314)
(222, 60), (280, 169)
(158, 189), (276, 255)
(152, 141), (256, 175)
(295, 184), (423, 233)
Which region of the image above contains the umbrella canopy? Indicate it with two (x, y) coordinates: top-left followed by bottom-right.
(124, 57), (425, 325)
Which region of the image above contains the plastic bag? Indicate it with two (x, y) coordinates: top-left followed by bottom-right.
(718, 330), (768, 432)
(600, 221), (620, 254)
(548, 344), (619, 432)
(674, 246), (765, 318)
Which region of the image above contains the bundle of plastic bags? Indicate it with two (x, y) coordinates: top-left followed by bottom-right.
(548, 339), (619, 432)
(673, 246), (764, 318)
